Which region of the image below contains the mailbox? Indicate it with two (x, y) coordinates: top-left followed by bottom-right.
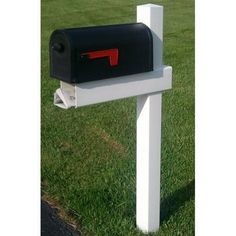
(49, 23), (153, 83)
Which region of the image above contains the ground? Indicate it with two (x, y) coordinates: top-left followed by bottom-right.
(41, 199), (81, 236)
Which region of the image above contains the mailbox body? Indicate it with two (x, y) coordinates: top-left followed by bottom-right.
(50, 23), (153, 83)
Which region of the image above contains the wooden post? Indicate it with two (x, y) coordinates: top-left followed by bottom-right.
(136, 4), (163, 233)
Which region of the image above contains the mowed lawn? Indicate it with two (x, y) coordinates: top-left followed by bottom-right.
(41, 0), (194, 235)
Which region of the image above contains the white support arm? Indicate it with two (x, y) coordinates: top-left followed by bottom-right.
(54, 65), (171, 109)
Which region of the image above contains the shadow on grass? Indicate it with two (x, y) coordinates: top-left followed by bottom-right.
(160, 179), (195, 224)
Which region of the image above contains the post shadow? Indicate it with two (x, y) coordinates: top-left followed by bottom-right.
(160, 179), (195, 224)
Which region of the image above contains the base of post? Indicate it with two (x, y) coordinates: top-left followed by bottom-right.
(136, 225), (160, 234)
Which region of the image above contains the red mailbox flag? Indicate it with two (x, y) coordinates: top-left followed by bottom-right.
(81, 48), (119, 66)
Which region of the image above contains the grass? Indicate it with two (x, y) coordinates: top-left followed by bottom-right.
(41, 0), (194, 235)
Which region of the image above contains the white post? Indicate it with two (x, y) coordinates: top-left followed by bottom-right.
(136, 4), (163, 233)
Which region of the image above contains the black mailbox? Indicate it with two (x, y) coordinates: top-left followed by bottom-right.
(50, 23), (153, 83)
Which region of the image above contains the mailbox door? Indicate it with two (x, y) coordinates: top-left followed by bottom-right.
(50, 32), (73, 82)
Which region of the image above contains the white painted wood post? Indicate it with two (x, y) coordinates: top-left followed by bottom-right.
(136, 4), (163, 233)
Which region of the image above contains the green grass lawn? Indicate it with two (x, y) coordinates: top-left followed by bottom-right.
(41, 0), (194, 235)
